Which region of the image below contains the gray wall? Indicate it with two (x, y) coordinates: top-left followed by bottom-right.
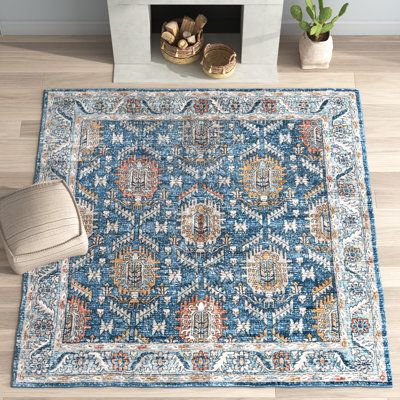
(282, 0), (400, 34)
(0, 0), (399, 35)
(0, 0), (110, 34)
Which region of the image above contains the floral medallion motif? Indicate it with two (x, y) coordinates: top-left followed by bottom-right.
(112, 351), (130, 371)
(63, 296), (91, 343)
(111, 246), (158, 300)
(181, 120), (222, 159)
(125, 98), (141, 114)
(313, 294), (340, 342)
(241, 155), (285, 203)
(177, 296), (227, 343)
(245, 247), (288, 295)
(116, 155), (159, 200)
(298, 119), (323, 156)
(193, 99), (209, 114)
(262, 98), (277, 113)
(77, 199), (95, 237)
(273, 351), (291, 372)
(192, 351), (209, 370)
(180, 200), (223, 248)
(351, 317), (370, 334)
(309, 200), (331, 243)
(80, 120), (102, 155)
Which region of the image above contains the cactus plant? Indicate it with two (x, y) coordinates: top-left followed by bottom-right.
(290, 0), (349, 41)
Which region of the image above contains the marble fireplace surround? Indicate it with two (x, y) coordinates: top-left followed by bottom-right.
(107, 0), (284, 83)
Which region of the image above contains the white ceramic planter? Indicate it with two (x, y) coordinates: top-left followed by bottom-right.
(299, 32), (333, 69)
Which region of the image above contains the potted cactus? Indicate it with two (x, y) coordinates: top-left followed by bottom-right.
(290, 0), (349, 69)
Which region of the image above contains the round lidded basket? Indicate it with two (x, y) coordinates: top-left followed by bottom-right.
(160, 20), (204, 65)
(201, 43), (237, 79)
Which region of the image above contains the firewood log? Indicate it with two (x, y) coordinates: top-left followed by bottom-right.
(177, 39), (188, 49)
(187, 35), (196, 45)
(182, 31), (191, 39)
(161, 31), (175, 45)
(165, 20), (179, 37)
(180, 16), (195, 35)
(193, 14), (207, 34)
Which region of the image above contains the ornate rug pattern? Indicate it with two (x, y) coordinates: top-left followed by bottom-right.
(13, 89), (391, 387)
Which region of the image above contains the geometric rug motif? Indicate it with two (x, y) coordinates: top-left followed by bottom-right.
(13, 89), (391, 387)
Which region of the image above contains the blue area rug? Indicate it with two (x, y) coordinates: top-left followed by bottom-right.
(13, 89), (391, 387)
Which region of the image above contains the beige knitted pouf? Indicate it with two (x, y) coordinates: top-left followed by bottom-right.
(0, 180), (88, 274)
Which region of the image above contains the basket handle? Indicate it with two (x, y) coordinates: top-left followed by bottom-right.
(204, 43), (211, 54)
(229, 53), (237, 64)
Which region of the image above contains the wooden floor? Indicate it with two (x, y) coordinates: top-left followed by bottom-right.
(0, 34), (399, 400)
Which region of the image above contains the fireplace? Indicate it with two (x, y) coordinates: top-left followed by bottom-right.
(107, 0), (284, 84)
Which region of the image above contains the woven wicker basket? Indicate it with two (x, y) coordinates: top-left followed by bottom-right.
(160, 20), (204, 65)
(201, 43), (237, 79)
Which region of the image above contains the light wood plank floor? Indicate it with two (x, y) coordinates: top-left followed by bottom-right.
(0, 35), (399, 400)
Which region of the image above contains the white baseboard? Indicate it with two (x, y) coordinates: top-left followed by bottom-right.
(281, 20), (400, 36)
(0, 19), (399, 36)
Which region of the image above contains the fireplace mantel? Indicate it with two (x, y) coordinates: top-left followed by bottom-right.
(107, 0), (284, 84)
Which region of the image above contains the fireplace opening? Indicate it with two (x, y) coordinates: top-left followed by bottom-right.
(151, 5), (242, 33)
(151, 5), (243, 61)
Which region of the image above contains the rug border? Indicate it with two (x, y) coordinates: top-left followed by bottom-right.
(11, 88), (392, 388)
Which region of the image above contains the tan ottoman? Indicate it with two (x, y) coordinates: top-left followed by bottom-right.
(0, 180), (88, 274)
